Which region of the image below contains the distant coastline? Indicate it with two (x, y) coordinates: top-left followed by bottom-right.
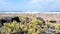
(0, 11), (60, 14)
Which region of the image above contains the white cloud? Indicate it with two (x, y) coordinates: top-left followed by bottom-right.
(0, 0), (8, 5)
(28, 0), (56, 4)
(29, 0), (40, 4)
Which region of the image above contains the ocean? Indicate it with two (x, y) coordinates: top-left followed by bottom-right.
(0, 11), (60, 14)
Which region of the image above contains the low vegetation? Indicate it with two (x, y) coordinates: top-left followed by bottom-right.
(0, 16), (60, 34)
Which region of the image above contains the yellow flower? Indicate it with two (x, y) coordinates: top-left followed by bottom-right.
(55, 23), (60, 30)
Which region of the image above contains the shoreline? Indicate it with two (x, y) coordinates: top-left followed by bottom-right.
(0, 12), (60, 14)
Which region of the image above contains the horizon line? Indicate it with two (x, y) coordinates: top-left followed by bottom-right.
(0, 12), (60, 14)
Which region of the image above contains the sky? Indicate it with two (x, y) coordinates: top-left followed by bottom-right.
(0, 0), (60, 12)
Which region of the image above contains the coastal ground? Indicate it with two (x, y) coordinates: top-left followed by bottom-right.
(0, 13), (60, 21)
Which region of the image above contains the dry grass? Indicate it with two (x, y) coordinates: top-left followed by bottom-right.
(0, 13), (60, 21)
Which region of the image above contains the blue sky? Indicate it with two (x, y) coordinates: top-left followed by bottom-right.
(0, 0), (60, 12)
